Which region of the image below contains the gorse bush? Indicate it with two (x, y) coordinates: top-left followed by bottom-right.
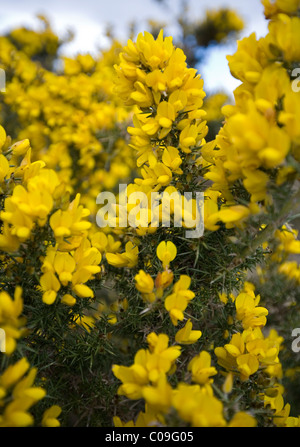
(0, 0), (300, 427)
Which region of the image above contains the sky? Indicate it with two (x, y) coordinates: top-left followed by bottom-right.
(0, 0), (269, 95)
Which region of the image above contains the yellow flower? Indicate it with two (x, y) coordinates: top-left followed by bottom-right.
(112, 359), (149, 400)
(74, 314), (95, 332)
(137, 163), (172, 187)
(243, 169), (269, 203)
(10, 139), (30, 156)
(41, 405), (62, 427)
(135, 270), (155, 302)
(0, 222), (20, 252)
(267, 14), (300, 62)
(114, 405), (159, 427)
(172, 383), (226, 427)
(40, 271), (61, 305)
(142, 374), (173, 413)
(222, 372), (233, 394)
(50, 193), (91, 243)
(130, 81), (153, 108)
(228, 412), (257, 427)
(112, 332), (181, 400)
(106, 241), (138, 268)
(263, 384), (285, 421)
(0, 358), (47, 427)
(135, 30), (174, 71)
(262, 0), (300, 18)
(162, 146), (182, 172)
(61, 294), (76, 306)
(164, 275), (195, 326)
(278, 260), (300, 283)
(285, 416), (300, 427)
(179, 123), (202, 154)
(188, 351), (217, 385)
(0, 125), (6, 150)
(1, 192), (34, 241)
(154, 270), (174, 298)
(156, 101), (175, 135)
(279, 90), (300, 146)
(145, 69), (167, 93)
(235, 290), (268, 329)
(0, 154), (9, 183)
(214, 333), (244, 373)
(53, 252), (76, 286)
(275, 225), (300, 255)
(226, 33), (264, 85)
(146, 332), (181, 381)
(215, 325), (279, 382)
(246, 329), (281, 366)
(216, 205), (251, 229)
(175, 319), (202, 344)
(236, 353), (259, 381)
(0, 357), (30, 390)
(40, 243), (99, 304)
(156, 241), (177, 269)
(113, 416), (135, 427)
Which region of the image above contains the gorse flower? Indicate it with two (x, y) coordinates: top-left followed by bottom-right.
(112, 27), (208, 235)
(0, 357), (60, 427)
(197, 1), (300, 233)
(214, 283), (282, 382)
(235, 289), (269, 329)
(164, 275), (195, 326)
(156, 241), (177, 269)
(39, 237), (102, 304)
(111, 13), (300, 426)
(41, 405), (62, 427)
(175, 319), (202, 345)
(112, 332), (181, 399)
(188, 351), (217, 385)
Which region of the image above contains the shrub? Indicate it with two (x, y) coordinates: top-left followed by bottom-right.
(0, 0), (299, 427)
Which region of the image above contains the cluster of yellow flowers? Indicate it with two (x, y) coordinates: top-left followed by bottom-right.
(270, 225), (300, 283)
(0, 286), (61, 426)
(0, 20), (139, 320)
(0, 18), (135, 219)
(112, 29), (207, 232)
(217, 282), (300, 427)
(0, 115), (107, 424)
(113, 278), (300, 427)
(112, 331), (256, 427)
(135, 241), (198, 328)
(8, 15), (60, 60)
(111, 1), (300, 427)
(217, 283), (278, 377)
(263, 0), (300, 18)
(0, 356), (61, 427)
(201, 8), (244, 44)
(0, 125), (102, 306)
(0, 0), (299, 428)
(199, 0), (300, 231)
(255, 224), (300, 287)
(202, 92), (228, 123)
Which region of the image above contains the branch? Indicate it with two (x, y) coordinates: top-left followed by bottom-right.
(210, 187), (300, 285)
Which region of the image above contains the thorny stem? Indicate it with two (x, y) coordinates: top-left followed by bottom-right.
(210, 187), (300, 285)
